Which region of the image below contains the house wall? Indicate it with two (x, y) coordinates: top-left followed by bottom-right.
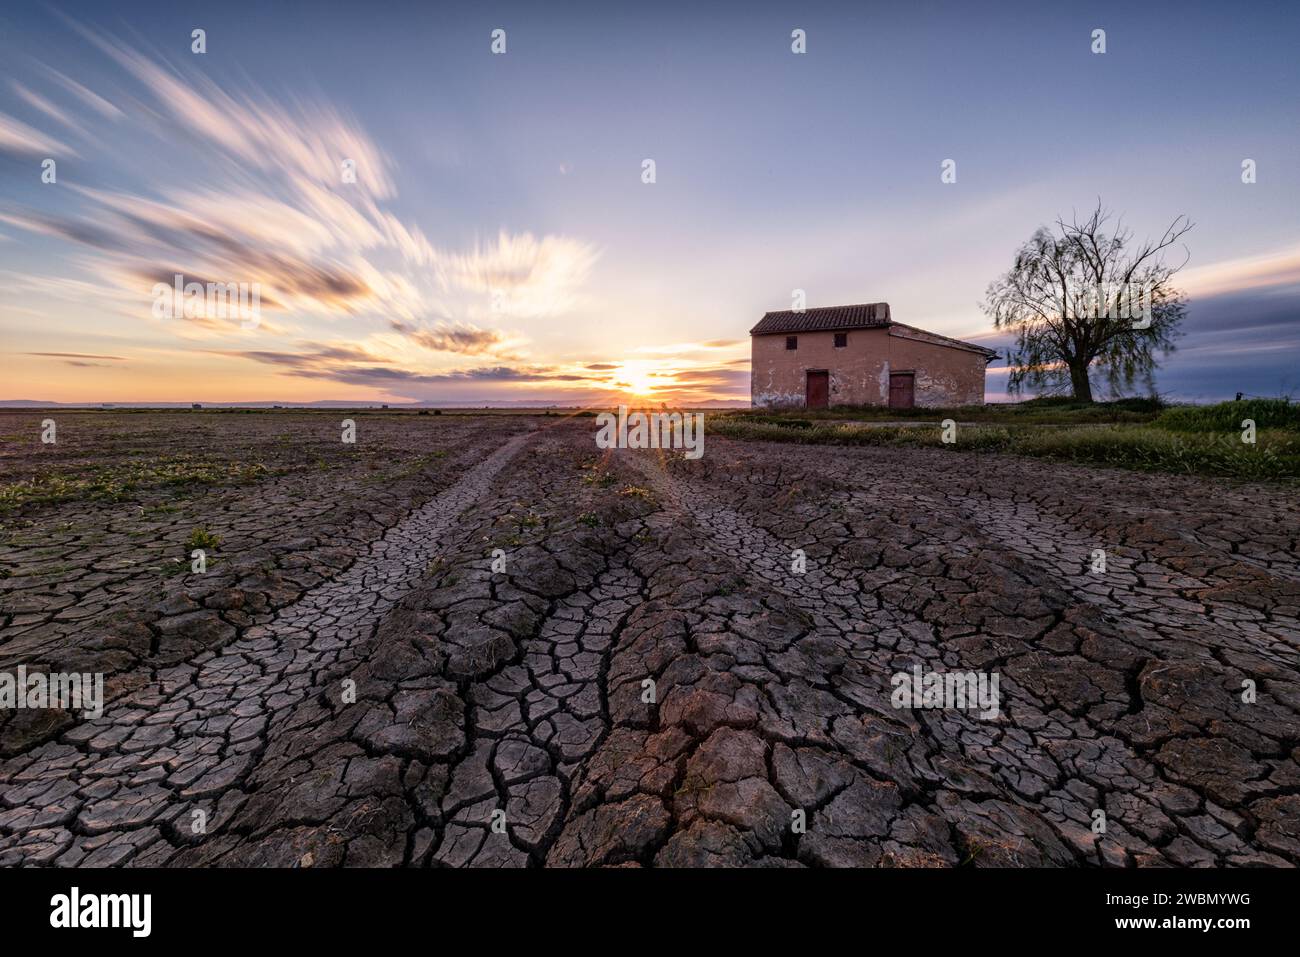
(750, 326), (987, 409)
(751, 327), (889, 407)
(885, 327), (989, 407)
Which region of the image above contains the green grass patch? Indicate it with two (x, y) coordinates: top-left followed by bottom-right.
(709, 418), (1299, 481)
(715, 396), (1167, 427)
(185, 527), (221, 551)
(0, 456), (273, 511)
(1015, 426), (1298, 480)
(1156, 399), (1299, 433)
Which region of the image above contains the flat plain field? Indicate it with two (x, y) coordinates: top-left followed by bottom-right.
(0, 410), (1296, 867)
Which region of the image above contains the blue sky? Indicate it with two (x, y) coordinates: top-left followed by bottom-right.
(1, 0), (1297, 404)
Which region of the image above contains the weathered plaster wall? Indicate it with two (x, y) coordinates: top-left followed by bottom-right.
(750, 328), (890, 407)
(885, 327), (988, 407)
(750, 326), (987, 408)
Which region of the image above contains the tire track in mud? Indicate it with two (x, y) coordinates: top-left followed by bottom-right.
(176, 426), (660, 868)
(620, 450), (1079, 865)
(624, 445), (1300, 867)
(820, 453), (1300, 660)
(432, 556), (647, 867)
(0, 432), (533, 866)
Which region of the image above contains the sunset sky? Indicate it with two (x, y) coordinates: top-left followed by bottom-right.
(1, 0), (1297, 406)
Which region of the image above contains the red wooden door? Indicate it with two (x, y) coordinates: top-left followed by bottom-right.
(888, 373), (914, 409)
(806, 370), (829, 409)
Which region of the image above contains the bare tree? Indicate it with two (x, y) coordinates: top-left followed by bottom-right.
(982, 202), (1193, 402)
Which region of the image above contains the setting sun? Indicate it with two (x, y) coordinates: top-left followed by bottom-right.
(614, 360), (660, 398)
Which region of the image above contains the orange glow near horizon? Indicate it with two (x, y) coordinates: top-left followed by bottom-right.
(613, 360), (660, 399)
(3, 348), (753, 407)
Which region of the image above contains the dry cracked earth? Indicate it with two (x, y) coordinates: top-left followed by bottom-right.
(1, 411), (1297, 868)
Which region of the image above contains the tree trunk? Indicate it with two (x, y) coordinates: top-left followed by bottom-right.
(1068, 361), (1093, 402)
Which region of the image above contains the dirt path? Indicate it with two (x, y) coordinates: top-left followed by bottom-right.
(0, 433), (531, 865)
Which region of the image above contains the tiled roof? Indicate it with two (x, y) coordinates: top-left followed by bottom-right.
(749, 302), (892, 336)
(890, 322), (999, 357)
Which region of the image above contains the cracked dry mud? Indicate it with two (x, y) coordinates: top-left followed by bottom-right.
(1, 414), (1297, 867)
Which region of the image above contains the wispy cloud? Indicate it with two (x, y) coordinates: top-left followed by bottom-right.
(431, 230), (600, 321)
(24, 351), (128, 367)
(389, 320), (510, 356)
(0, 27), (605, 391)
(11, 82), (87, 134)
(39, 66), (123, 119)
(0, 110), (75, 156)
(25, 351), (127, 359)
(1181, 246), (1300, 299)
(69, 26), (396, 202)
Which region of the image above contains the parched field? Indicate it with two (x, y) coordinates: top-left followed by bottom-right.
(0, 411), (1297, 867)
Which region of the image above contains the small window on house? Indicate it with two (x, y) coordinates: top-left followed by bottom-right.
(834, 332), (848, 348)
(785, 336), (798, 350)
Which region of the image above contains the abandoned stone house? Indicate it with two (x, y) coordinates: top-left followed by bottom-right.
(749, 302), (997, 409)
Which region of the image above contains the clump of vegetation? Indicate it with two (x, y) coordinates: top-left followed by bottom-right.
(486, 506), (542, 549)
(619, 485), (655, 502)
(743, 415), (814, 429)
(0, 456), (272, 511)
(378, 449), (449, 481)
(580, 461), (617, 487)
(1156, 398), (1298, 433)
(185, 527), (221, 551)
(0, 475), (86, 511)
(578, 511), (601, 527)
(158, 557), (195, 578)
(710, 574), (747, 597)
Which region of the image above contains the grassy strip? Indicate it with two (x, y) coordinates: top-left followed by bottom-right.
(708, 418), (1300, 481)
(729, 396), (1168, 427)
(0, 457), (272, 511)
(1156, 399), (1299, 432)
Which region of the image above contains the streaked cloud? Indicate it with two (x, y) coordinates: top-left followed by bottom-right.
(11, 82), (86, 134)
(24, 351), (128, 367)
(0, 110), (75, 156)
(1181, 246), (1300, 299)
(39, 66), (123, 119)
(0, 28), (595, 385)
(431, 230), (600, 321)
(72, 26), (396, 202)
(391, 322), (510, 356)
(7, 4), (1293, 408)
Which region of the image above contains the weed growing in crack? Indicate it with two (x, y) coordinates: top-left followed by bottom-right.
(185, 527), (221, 552)
(619, 485), (655, 502)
